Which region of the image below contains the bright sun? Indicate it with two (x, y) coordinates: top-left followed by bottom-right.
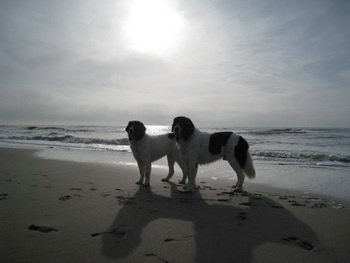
(122, 0), (186, 56)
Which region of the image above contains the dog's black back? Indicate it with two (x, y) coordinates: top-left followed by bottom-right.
(209, 132), (233, 155)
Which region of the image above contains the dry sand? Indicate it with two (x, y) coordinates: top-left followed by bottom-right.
(1, 147), (349, 263)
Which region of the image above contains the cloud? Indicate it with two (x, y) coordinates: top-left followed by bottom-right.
(0, 0), (349, 127)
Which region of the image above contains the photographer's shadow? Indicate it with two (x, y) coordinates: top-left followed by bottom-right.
(96, 182), (317, 262)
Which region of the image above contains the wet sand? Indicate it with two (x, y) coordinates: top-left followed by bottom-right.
(1, 148), (349, 263)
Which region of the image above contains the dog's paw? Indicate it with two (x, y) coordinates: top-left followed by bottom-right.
(179, 180), (186, 185)
(161, 178), (169, 182)
(232, 185), (243, 193)
(183, 185), (194, 193)
(135, 181), (143, 185)
(143, 183), (150, 188)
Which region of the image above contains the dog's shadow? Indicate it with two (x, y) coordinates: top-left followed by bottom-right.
(95, 182), (317, 262)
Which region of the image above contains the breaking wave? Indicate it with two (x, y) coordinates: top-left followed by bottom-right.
(253, 149), (350, 168)
(1, 125), (349, 169)
(1, 135), (129, 147)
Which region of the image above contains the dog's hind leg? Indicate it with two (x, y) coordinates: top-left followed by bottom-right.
(161, 155), (175, 182)
(228, 158), (245, 192)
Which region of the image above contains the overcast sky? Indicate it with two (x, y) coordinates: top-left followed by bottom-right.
(1, 0), (349, 127)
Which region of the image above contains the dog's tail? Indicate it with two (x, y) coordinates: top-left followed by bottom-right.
(243, 150), (256, 179)
(235, 136), (256, 179)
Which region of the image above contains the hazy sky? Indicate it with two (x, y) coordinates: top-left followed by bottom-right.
(1, 0), (349, 127)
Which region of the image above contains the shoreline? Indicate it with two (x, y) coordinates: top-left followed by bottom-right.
(1, 147), (350, 262)
(5, 143), (350, 208)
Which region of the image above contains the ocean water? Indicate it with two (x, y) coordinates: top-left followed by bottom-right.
(1, 125), (349, 168)
(1, 125), (349, 205)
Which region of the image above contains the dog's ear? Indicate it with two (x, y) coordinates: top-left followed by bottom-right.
(125, 121), (133, 132)
(172, 117), (183, 132)
(133, 121), (146, 140)
(181, 117), (194, 141)
(171, 118), (177, 132)
(173, 116), (194, 141)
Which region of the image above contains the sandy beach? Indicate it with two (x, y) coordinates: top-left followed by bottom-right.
(1, 147), (349, 263)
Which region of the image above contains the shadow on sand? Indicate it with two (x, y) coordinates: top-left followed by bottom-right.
(92, 182), (317, 262)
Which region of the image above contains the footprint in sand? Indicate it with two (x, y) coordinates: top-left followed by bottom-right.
(34, 173), (48, 177)
(311, 203), (327, 208)
(145, 253), (169, 263)
(289, 200), (306, 207)
(0, 193), (8, 200)
(217, 197), (231, 202)
(137, 207), (159, 214)
(239, 201), (252, 207)
(115, 195), (135, 205)
(271, 205), (283, 209)
(163, 235), (193, 243)
(59, 195), (72, 201)
(236, 212), (247, 221)
(91, 225), (127, 240)
(69, 187), (82, 191)
(28, 225), (58, 233)
(282, 236), (314, 250)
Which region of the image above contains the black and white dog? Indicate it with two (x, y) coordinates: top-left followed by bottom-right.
(126, 121), (187, 187)
(172, 116), (255, 192)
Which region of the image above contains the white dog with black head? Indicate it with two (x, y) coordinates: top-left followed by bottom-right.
(172, 116), (255, 192)
(126, 121), (187, 187)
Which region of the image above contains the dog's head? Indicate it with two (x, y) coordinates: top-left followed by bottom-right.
(125, 121), (146, 141)
(171, 116), (195, 141)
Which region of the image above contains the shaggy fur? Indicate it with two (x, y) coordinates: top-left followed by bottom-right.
(126, 121), (187, 186)
(172, 116), (255, 192)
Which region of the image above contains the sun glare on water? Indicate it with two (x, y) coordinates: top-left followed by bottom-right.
(122, 0), (186, 56)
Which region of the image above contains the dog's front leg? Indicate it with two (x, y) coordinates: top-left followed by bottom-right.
(178, 160), (187, 185)
(144, 161), (152, 187)
(136, 160), (144, 185)
(185, 162), (197, 192)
